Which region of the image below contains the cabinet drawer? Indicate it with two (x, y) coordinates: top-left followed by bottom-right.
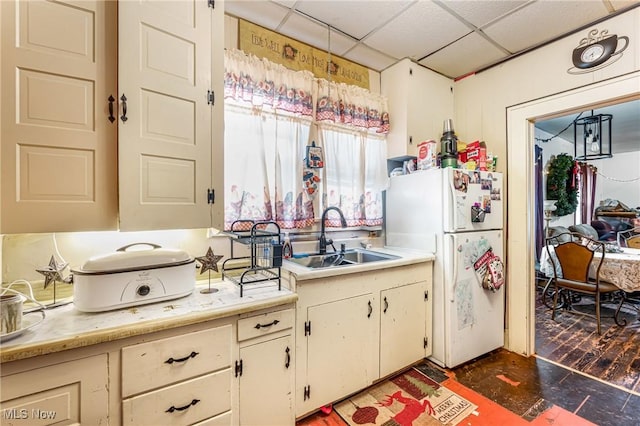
(237, 308), (293, 342)
(122, 369), (231, 426)
(122, 325), (232, 397)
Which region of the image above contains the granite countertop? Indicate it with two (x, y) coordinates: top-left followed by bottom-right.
(283, 246), (435, 281)
(1, 279), (296, 363)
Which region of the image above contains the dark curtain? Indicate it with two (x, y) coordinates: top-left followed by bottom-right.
(535, 145), (545, 260)
(578, 162), (598, 223)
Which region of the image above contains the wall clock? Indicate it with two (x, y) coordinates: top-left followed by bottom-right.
(568, 28), (629, 73)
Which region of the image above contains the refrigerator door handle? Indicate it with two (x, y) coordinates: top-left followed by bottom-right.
(449, 233), (458, 303)
(447, 178), (457, 231)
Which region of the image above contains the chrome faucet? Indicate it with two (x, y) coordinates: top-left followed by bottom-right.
(319, 206), (347, 254)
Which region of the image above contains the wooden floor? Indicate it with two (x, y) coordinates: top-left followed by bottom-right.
(535, 286), (640, 393)
(298, 348), (640, 426)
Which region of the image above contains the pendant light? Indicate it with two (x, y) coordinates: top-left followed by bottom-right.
(574, 111), (613, 160)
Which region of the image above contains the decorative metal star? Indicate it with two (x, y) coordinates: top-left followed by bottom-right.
(196, 247), (224, 274)
(36, 255), (69, 289)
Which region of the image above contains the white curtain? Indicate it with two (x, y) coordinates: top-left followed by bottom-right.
(224, 49), (315, 231)
(319, 124), (388, 227)
(224, 48), (390, 230)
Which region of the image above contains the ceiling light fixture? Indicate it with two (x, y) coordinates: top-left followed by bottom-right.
(574, 111), (613, 161)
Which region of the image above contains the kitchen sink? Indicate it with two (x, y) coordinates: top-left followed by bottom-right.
(286, 248), (400, 269)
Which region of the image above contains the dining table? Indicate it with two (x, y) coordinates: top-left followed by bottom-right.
(540, 246), (640, 293)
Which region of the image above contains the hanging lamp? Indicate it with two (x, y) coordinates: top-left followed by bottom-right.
(574, 111), (613, 160)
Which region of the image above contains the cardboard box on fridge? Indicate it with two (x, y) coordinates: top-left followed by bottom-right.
(466, 140), (487, 165)
(416, 140), (437, 170)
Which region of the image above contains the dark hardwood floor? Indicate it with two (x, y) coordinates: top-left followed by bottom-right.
(535, 285), (640, 393)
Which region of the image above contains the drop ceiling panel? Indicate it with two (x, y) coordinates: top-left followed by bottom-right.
(279, 13), (356, 55)
(292, 0), (413, 39)
(364, 1), (471, 60)
(483, 1), (612, 53)
(440, 0), (528, 28)
(419, 32), (508, 79)
(224, 1), (290, 30)
(345, 44), (397, 72)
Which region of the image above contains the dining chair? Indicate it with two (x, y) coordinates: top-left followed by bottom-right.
(617, 226), (640, 248)
(545, 232), (625, 334)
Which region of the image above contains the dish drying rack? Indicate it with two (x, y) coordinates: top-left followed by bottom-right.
(221, 220), (282, 297)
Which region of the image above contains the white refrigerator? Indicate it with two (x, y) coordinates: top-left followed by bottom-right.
(385, 168), (505, 368)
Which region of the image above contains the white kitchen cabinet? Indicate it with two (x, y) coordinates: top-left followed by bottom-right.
(302, 293), (377, 414)
(293, 261), (432, 419)
(117, 0), (225, 231)
(0, 354), (109, 425)
(0, 0), (225, 233)
(381, 58), (454, 159)
(237, 308), (295, 426)
(0, 0), (118, 233)
(121, 325), (234, 426)
(379, 280), (430, 378)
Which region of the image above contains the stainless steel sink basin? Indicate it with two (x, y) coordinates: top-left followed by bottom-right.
(286, 248), (399, 269)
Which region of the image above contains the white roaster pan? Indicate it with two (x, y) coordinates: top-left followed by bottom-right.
(72, 243), (195, 312)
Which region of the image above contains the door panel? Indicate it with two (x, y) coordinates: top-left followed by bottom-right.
(118, 0), (212, 230)
(1, 0), (117, 232)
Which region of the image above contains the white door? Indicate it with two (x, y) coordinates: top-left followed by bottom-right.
(302, 294), (376, 414)
(444, 169), (503, 232)
(118, 0), (213, 230)
(1, 0), (117, 233)
(443, 230), (505, 367)
(239, 335), (293, 426)
(379, 282), (427, 378)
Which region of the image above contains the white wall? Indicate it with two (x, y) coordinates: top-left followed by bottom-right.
(535, 130), (640, 227)
(590, 151), (640, 209)
(535, 129), (575, 229)
(455, 7), (640, 356)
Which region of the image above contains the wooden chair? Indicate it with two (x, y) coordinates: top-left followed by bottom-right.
(545, 232), (625, 334)
(617, 226), (640, 248)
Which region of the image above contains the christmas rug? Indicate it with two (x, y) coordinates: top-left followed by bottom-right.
(334, 368), (477, 426)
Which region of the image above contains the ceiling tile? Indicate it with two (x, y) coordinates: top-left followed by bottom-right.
(483, 1), (611, 53)
(344, 44), (398, 72)
(364, 1), (471, 60)
(609, 0), (640, 11)
(224, 1), (290, 30)
(279, 13), (357, 55)
(292, 0), (413, 39)
(419, 32), (508, 79)
(438, 0), (528, 28)
(272, 0), (297, 7)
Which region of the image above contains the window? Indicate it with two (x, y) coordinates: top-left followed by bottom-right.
(223, 49), (390, 231)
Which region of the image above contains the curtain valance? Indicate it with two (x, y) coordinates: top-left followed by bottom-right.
(224, 48), (390, 132)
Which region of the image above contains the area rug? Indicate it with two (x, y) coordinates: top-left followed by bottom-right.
(334, 368), (477, 426)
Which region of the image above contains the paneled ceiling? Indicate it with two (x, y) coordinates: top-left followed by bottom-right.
(225, 0), (640, 154)
(224, 0), (639, 79)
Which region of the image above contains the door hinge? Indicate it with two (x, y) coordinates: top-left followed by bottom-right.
(208, 0), (215, 9)
(424, 337), (428, 348)
(303, 385), (311, 400)
(207, 90), (215, 105)
(207, 188), (215, 204)
(235, 359), (243, 377)
(304, 321), (311, 336)
(425, 290), (429, 301)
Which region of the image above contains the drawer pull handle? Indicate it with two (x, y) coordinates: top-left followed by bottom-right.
(367, 300), (372, 318)
(285, 346), (291, 369)
(254, 319), (280, 329)
(384, 297), (389, 313)
(166, 399), (200, 413)
(165, 351), (199, 364)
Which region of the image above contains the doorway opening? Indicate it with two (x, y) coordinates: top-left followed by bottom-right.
(532, 97), (640, 394)
(505, 72), (640, 379)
